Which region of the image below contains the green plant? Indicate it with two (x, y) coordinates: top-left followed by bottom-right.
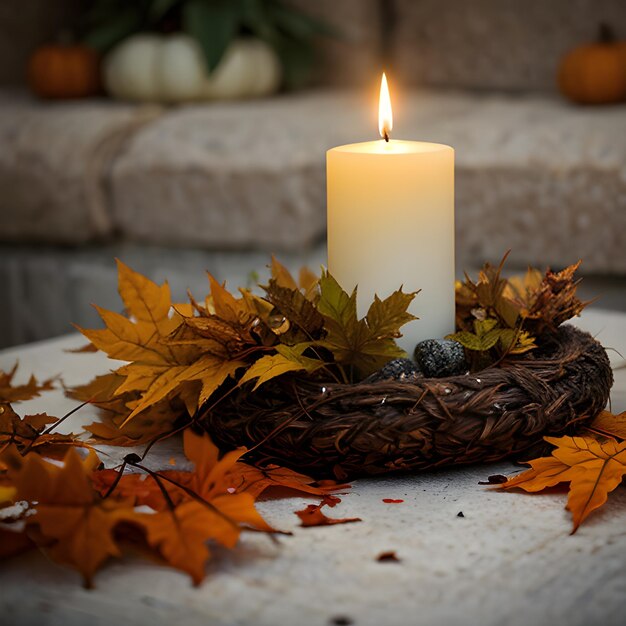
(83, 0), (335, 89)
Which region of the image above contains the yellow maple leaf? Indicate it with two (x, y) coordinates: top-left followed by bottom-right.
(499, 434), (626, 533)
(239, 343), (324, 390)
(77, 263), (249, 424)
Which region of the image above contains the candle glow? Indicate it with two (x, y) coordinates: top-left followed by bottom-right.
(378, 72), (393, 141)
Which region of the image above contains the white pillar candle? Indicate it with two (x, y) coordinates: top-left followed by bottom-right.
(326, 74), (455, 354)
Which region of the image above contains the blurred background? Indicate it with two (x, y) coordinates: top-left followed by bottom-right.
(0, 0), (625, 349)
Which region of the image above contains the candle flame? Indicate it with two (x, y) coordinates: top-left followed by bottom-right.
(378, 72), (393, 141)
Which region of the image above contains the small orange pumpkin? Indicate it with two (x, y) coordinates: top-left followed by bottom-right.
(28, 44), (100, 99)
(558, 23), (626, 105)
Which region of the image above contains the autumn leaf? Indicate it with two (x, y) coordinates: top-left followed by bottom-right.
(0, 364), (55, 403)
(263, 279), (325, 342)
(295, 496), (361, 527)
(588, 410), (626, 440)
(77, 262), (249, 425)
(94, 431), (348, 509)
(503, 267), (543, 316)
(270, 255), (299, 291)
(269, 256), (319, 301)
(522, 262), (588, 334)
(227, 463), (349, 500)
(68, 373), (180, 446)
(239, 343), (325, 390)
(67, 373), (128, 411)
(316, 271), (416, 379)
(448, 318), (502, 352)
(496, 328), (537, 355)
(91, 470), (175, 510)
(0, 403), (86, 463)
(134, 502), (228, 584)
(498, 434), (626, 533)
(123, 431), (278, 584)
(7, 448), (135, 587)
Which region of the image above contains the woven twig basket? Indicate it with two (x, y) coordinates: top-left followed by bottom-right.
(201, 325), (612, 479)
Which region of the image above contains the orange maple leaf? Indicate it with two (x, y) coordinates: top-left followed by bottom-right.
(231, 463), (349, 499)
(588, 410), (626, 441)
(499, 434), (626, 533)
(93, 431), (347, 512)
(8, 448), (135, 587)
(123, 432), (277, 584)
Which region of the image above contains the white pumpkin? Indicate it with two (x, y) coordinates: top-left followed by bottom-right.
(104, 34), (281, 103)
(104, 34), (206, 102)
(203, 39), (282, 99)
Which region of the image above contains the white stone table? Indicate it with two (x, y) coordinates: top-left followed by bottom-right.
(0, 309), (625, 626)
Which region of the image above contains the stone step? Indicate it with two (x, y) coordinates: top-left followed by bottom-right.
(1, 88), (624, 273)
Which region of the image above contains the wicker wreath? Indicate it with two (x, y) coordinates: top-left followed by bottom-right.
(201, 325), (613, 479)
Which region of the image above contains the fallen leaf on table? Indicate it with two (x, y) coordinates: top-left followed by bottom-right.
(295, 496), (361, 527)
(0, 403), (86, 463)
(588, 410), (626, 440)
(7, 447), (135, 587)
(93, 431), (348, 516)
(498, 434), (626, 533)
(0, 365), (55, 403)
(133, 494), (275, 586)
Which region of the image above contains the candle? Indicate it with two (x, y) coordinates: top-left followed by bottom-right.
(326, 73), (455, 353)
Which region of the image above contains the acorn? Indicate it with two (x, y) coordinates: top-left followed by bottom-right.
(413, 339), (468, 378)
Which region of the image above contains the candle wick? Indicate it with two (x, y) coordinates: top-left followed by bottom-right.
(383, 130), (390, 143)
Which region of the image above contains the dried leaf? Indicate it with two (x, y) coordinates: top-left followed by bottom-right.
(270, 255), (299, 291)
(77, 263), (249, 424)
(229, 463), (349, 500)
(295, 497), (361, 527)
(589, 410), (626, 440)
(7, 448), (134, 587)
(316, 271), (416, 379)
(522, 262), (588, 333)
(498, 434), (626, 533)
(0, 403), (85, 462)
(0, 365), (55, 403)
(264, 279), (325, 341)
(239, 343), (324, 390)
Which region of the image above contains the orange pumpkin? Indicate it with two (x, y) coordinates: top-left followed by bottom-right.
(28, 44), (100, 99)
(558, 23), (626, 105)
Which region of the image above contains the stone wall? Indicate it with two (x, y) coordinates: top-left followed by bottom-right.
(392, 0), (626, 92)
